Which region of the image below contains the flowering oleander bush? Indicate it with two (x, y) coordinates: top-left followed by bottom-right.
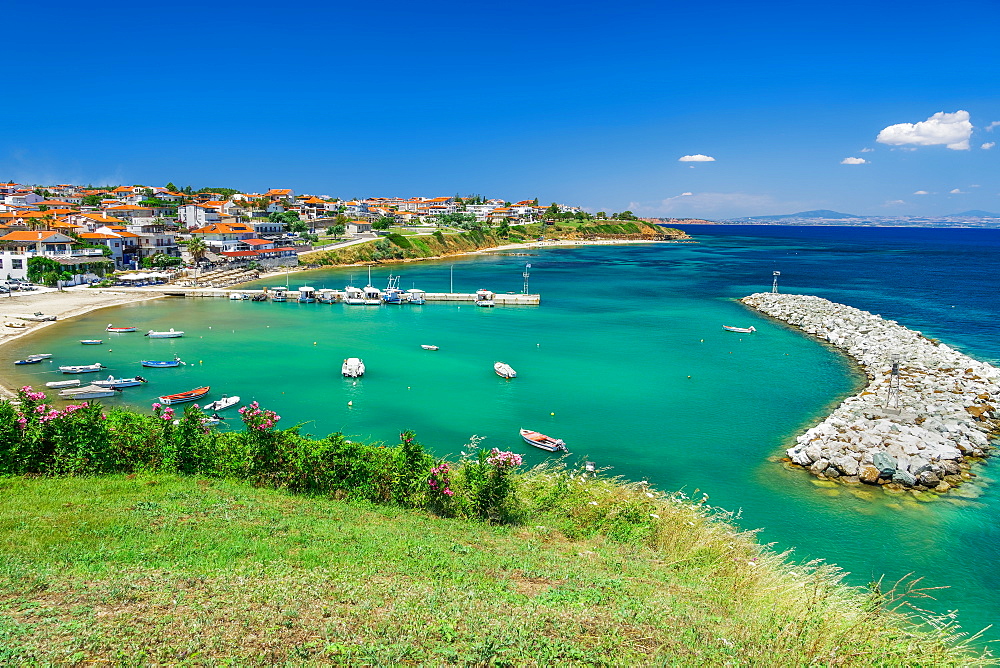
(460, 440), (524, 523)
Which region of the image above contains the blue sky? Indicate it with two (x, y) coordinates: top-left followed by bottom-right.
(3, 0), (999, 219)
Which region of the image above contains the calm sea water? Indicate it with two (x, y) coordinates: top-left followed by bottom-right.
(4, 225), (999, 639)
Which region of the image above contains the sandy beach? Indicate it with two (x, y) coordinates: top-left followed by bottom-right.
(0, 288), (164, 399)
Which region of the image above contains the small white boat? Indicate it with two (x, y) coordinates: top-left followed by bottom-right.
(27, 353), (53, 360)
(270, 287), (288, 302)
(229, 293), (244, 300)
(494, 362), (516, 379)
(145, 328), (184, 338)
(475, 289), (495, 307)
(92, 375), (148, 389)
(342, 357), (366, 377)
(203, 394), (240, 411)
(344, 286), (366, 305)
(59, 363), (105, 374)
(722, 325), (756, 333)
(46, 379), (81, 389)
(421, 344), (439, 350)
(80, 339), (104, 345)
(298, 286), (316, 303)
(59, 384), (121, 399)
(406, 288), (426, 305)
(520, 428), (568, 453)
(106, 324), (137, 333)
(4, 321), (25, 329)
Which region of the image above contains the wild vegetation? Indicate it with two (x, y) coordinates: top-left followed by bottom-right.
(0, 387), (990, 664)
(300, 220), (684, 267)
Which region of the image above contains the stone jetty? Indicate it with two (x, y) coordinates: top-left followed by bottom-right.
(742, 293), (1000, 493)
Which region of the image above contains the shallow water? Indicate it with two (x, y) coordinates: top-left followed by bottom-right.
(5, 226), (999, 639)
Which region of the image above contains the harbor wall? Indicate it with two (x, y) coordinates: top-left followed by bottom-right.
(742, 292), (1000, 494)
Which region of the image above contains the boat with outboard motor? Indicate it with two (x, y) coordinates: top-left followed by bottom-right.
(92, 375), (148, 389)
(59, 384), (121, 400)
(106, 324), (138, 333)
(203, 394), (240, 411)
(158, 386), (210, 405)
(494, 362), (516, 379)
(722, 325), (756, 333)
(59, 363), (105, 374)
(141, 355), (185, 368)
(342, 357), (366, 377)
(519, 428), (569, 453)
(146, 328), (184, 338)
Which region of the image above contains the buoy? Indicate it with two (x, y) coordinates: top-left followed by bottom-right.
(209, 326), (212, 329)
(348, 400), (353, 406)
(313, 342), (317, 345)
(108, 349), (112, 352)
(199, 360), (203, 364)
(700, 339), (703, 342)
(687, 375), (691, 378)
(550, 412), (555, 416)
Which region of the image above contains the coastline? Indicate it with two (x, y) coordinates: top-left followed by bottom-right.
(0, 288), (164, 399)
(255, 236), (683, 283)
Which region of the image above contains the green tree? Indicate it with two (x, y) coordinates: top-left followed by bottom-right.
(36, 204), (49, 212)
(165, 182), (179, 192)
(81, 194), (103, 206)
(545, 202), (560, 218)
(27, 257), (62, 285)
(596, 211), (607, 219)
(372, 216), (394, 231)
(532, 197), (539, 206)
(330, 224), (346, 238)
(187, 237), (208, 264)
(496, 220), (510, 238)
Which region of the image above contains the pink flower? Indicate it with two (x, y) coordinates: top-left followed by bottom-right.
(152, 402), (162, 409)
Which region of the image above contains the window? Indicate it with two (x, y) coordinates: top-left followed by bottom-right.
(13, 259), (23, 269)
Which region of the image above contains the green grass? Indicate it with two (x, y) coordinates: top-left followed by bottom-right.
(0, 472), (990, 665)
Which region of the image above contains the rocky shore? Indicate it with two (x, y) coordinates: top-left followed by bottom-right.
(742, 293), (1000, 493)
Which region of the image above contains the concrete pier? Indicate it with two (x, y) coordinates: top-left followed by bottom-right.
(157, 287), (540, 304)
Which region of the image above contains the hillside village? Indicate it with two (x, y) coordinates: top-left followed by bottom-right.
(0, 182), (592, 283)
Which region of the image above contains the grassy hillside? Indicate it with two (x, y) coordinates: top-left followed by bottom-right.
(299, 221), (687, 267)
(0, 472), (988, 665)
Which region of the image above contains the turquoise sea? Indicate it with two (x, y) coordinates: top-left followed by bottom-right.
(4, 225), (999, 639)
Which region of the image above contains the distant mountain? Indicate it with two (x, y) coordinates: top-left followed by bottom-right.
(948, 210), (1000, 218)
(741, 209), (859, 221)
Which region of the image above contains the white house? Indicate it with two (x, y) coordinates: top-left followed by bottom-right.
(0, 251), (28, 280)
(178, 203), (222, 229)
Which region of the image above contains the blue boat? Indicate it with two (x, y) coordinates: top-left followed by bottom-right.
(382, 275), (405, 304)
(141, 355), (185, 368)
(14, 358), (42, 365)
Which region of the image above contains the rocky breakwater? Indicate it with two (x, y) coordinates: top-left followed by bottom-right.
(742, 293), (1000, 493)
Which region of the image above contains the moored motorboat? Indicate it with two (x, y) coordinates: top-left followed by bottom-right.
(203, 394), (240, 411)
(59, 363), (105, 374)
(722, 325), (756, 333)
(106, 324), (138, 333)
(59, 384), (121, 400)
(342, 357), (365, 377)
(80, 339), (104, 345)
(145, 328), (184, 338)
(141, 355), (185, 368)
(420, 344), (439, 350)
(46, 379), (81, 389)
(494, 361), (516, 378)
(92, 375), (148, 388)
(298, 286), (316, 303)
(519, 428), (569, 453)
(344, 286), (365, 305)
(26, 353), (52, 360)
(270, 287), (288, 302)
(14, 357), (42, 365)
(406, 288), (426, 305)
(158, 386), (210, 405)
(382, 275), (405, 304)
(475, 289), (495, 307)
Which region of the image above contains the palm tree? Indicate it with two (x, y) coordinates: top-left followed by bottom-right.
(188, 237), (208, 265)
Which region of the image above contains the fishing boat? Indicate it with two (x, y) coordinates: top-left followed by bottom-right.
(318, 290), (337, 304)
(270, 287), (288, 302)
(203, 394), (240, 411)
(420, 344), (439, 350)
(298, 286), (316, 303)
(59, 384), (121, 400)
(519, 428), (569, 453)
(344, 286), (365, 305)
(145, 328), (184, 338)
(141, 355), (185, 368)
(342, 357), (365, 378)
(382, 275), (405, 304)
(158, 386), (210, 405)
(80, 339), (103, 345)
(106, 324), (137, 333)
(228, 293), (246, 300)
(406, 288), (426, 305)
(494, 362), (517, 379)
(46, 379), (81, 389)
(14, 357), (43, 365)
(26, 353), (52, 360)
(722, 325), (756, 333)
(59, 363), (105, 374)
(92, 375), (148, 389)
(362, 266), (382, 305)
(475, 289), (496, 307)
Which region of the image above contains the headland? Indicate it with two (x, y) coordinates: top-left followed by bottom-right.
(743, 293), (1000, 493)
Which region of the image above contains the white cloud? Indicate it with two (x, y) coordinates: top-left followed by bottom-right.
(885, 200), (906, 205)
(876, 110), (973, 150)
(987, 121), (1000, 131)
(840, 157), (868, 164)
(678, 154), (715, 162)
(982, 142), (995, 150)
(913, 190), (930, 195)
(860, 147), (874, 153)
(949, 188), (965, 194)
(628, 192), (805, 218)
